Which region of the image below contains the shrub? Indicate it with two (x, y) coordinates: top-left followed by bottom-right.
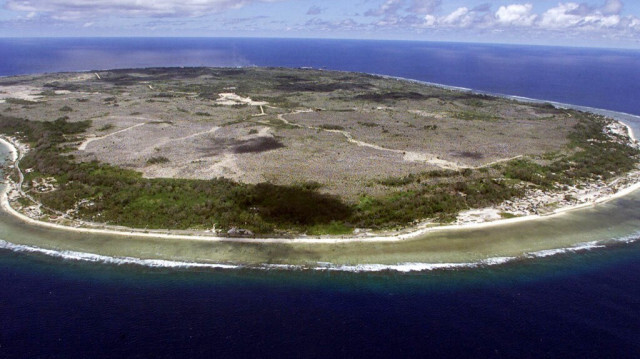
(146, 156), (170, 165)
(319, 124), (345, 131)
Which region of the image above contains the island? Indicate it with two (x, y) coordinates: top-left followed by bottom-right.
(0, 67), (638, 240)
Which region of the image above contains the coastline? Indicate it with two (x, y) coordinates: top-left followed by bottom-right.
(1, 114), (639, 245)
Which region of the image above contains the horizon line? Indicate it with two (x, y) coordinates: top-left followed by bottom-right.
(0, 35), (639, 52)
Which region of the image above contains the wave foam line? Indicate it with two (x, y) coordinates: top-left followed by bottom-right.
(0, 238), (515, 272)
(524, 231), (640, 259)
(525, 241), (606, 258)
(0, 239), (240, 269)
(1, 232), (639, 273)
(319, 257), (516, 273)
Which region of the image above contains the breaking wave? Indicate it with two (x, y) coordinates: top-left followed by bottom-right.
(0, 239), (241, 270)
(2, 232), (639, 273)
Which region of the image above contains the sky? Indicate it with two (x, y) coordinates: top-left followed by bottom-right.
(1, 0), (639, 48)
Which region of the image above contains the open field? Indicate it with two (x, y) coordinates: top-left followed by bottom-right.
(1, 67), (638, 235)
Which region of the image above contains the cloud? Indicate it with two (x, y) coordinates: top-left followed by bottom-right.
(365, 0), (440, 17)
(364, 0), (403, 17)
(423, 14), (437, 27)
(4, 0), (283, 18)
(306, 6), (323, 16)
(586, 14), (620, 27)
(6, 0), (639, 43)
(495, 4), (537, 26)
(539, 2), (629, 30)
(601, 0), (623, 15)
(302, 0), (638, 42)
(472, 3), (492, 13)
(303, 17), (368, 32)
(440, 7), (470, 25)
(223, 16), (269, 25)
(406, 1), (639, 39)
(437, 6), (491, 28)
(539, 3), (583, 28)
(407, 0), (441, 14)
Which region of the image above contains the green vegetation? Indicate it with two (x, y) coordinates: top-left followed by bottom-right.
(146, 156), (170, 165)
(259, 95), (299, 109)
(354, 91), (428, 102)
(5, 98), (38, 105)
(35, 166), (352, 233)
(155, 93), (177, 98)
(454, 111), (498, 122)
(502, 159), (556, 188)
(0, 114), (90, 145)
(464, 98), (485, 107)
(307, 221), (353, 235)
(319, 124), (345, 131)
(366, 112), (640, 228)
(259, 117), (298, 130)
(274, 75), (372, 92)
(98, 124), (114, 132)
(0, 115), (350, 234)
(354, 178), (523, 227)
(378, 174), (419, 187)
(352, 91), (493, 104)
(498, 114), (639, 187)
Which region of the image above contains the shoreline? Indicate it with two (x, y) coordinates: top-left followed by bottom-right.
(1, 114), (639, 244)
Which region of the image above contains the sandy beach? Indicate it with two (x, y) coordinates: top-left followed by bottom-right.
(1, 116), (639, 245)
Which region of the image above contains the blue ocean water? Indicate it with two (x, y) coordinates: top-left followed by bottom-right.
(2, 38), (640, 115)
(2, 244), (640, 358)
(1, 38), (640, 358)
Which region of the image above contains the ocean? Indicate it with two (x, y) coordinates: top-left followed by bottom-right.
(1, 38), (640, 358)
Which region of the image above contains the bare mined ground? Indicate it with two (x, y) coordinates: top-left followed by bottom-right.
(0, 67), (578, 199)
